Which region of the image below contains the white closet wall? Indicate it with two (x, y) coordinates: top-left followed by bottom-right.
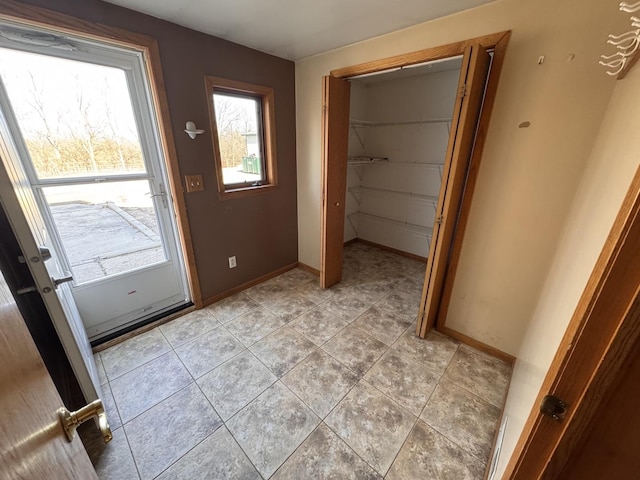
(345, 66), (461, 257)
(345, 82), (369, 243)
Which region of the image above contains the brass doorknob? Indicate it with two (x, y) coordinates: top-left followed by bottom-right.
(58, 399), (112, 443)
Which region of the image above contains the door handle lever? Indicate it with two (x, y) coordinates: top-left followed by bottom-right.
(58, 399), (112, 443)
(52, 273), (73, 288)
(38, 246), (52, 261)
(16, 285), (37, 295)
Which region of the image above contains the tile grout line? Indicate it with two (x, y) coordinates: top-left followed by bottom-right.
(95, 247), (503, 479)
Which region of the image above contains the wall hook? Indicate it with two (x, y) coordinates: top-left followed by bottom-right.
(184, 121), (205, 139)
(620, 1), (640, 13)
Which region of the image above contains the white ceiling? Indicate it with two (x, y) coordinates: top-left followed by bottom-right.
(104, 0), (496, 61)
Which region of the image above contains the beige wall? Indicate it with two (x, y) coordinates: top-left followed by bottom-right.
(496, 59), (640, 477)
(295, 0), (623, 355)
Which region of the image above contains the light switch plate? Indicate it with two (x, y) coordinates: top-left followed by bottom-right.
(185, 174), (204, 192)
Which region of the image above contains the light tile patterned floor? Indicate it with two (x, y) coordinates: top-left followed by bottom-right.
(82, 242), (511, 479)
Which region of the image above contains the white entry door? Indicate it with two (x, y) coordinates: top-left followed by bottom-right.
(0, 109), (103, 408)
(0, 22), (189, 340)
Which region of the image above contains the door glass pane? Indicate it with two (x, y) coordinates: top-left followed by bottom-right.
(212, 92), (265, 185)
(0, 47), (146, 179)
(42, 180), (165, 285)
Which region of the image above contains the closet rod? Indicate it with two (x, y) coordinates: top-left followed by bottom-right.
(349, 118), (452, 128)
(349, 212), (433, 236)
(350, 186), (438, 204)
(367, 161), (445, 171)
(347, 156), (389, 165)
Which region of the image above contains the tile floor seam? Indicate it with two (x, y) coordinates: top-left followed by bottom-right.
(89, 244), (509, 480)
(318, 418), (385, 477)
(103, 349), (168, 383)
(440, 353), (508, 409)
(150, 429), (210, 480)
(171, 342), (199, 383)
(364, 350), (444, 417)
(383, 411), (422, 479)
(248, 326), (319, 378)
(254, 292), (317, 322)
(358, 377), (419, 422)
(224, 424), (268, 480)
(117, 379), (197, 428)
(439, 372), (505, 410)
(101, 331), (173, 381)
(224, 380), (321, 479)
(415, 381), (440, 424)
(159, 322), (221, 350)
(317, 343), (369, 381)
(217, 424), (265, 480)
(119, 425), (142, 480)
(175, 323), (248, 380)
(192, 374), (225, 427)
(301, 357), (364, 425)
(104, 381), (125, 430)
(419, 411), (495, 465)
(323, 380), (415, 477)
(279, 364), (346, 421)
(263, 381), (324, 477)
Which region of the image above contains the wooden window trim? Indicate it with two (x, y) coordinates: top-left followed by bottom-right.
(205, 76), (278, 201)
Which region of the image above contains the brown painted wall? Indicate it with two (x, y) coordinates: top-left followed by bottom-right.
(12, 0), (298, 300)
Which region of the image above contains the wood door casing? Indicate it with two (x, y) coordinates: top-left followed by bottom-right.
(417, 44), (491, 337)
(0, 270), (98, 479)
(320, 75), (350, 288)
(557, 331), (640, 479)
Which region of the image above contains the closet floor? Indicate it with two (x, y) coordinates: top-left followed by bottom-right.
(82, 242), (511, 480)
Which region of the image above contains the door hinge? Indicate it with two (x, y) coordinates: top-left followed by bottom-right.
(435, 215), (444, 225)
(460, 83), (467, 98)
(540, 394), (568, 422)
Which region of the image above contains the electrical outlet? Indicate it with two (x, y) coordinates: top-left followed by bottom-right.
(228, 256), (237, 268)
(185, 174), (204, 193)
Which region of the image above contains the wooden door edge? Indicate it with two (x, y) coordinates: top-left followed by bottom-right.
(0, 1), (204, 308)
(416, 44), (474, 338)
(546, 290), (640, 477)
(502, 165), (640, 479)
(320, 76), (330, 288)
(435, 31), (511, 329)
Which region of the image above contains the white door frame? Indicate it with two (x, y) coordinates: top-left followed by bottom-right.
(0, 0), (203, 314)
(0, 20), (191, 339)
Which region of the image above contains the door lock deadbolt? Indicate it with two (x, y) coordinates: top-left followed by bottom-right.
(540, 394), (568, 422)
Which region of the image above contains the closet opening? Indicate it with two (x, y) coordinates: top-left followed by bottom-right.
(345, 56), (464, 262)
(320, 32), (510, 347)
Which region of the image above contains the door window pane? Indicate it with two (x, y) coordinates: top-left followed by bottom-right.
(42, 180), (165, 284)
(0, 47), (146, 179)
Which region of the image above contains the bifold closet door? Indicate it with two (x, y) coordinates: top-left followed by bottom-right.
(320, 75), (351, 288)
(417, 44), (491, 337)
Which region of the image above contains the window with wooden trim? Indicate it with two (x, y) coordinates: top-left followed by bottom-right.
(205, 76), (277, 199)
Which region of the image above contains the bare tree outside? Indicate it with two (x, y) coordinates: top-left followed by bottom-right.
(1, 53), (145, 179)
(213, 93), (256, 169)
(0, 47), (164, 283)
